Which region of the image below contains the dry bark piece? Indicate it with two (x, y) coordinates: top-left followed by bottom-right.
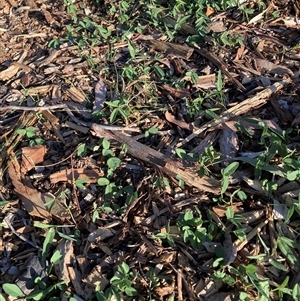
(91, 124), (220, 193)
(146, 40), (194, 60)
(21, 145), (46, 173)
(160, 84), (190, 98)
(22, 85), (52, 96)
(269, 96), (293, 124)
(54, 239), (73, 285)
(66, 86), (86, 103)
(195, 74), (216, 89)
(0, 63), (20, 80)
(194, 46), (246, 91)
(177, 78), (292, 148)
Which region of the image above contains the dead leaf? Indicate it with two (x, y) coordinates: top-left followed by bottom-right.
(49, 168), (103, 184)
(88, 227), (115, 243)
(146, 39), (194, 60)
(255, 58), (294, 76)
(52, 85), (62, 102)
(208, 20), (226, 33)
(155, 285), (174, 297)
(223, 227), (237, 265)
(24, 85), (52, 96)
(93, 78), (107, 111)
(54, 239), (73, 285)
(165, 111), (191, 130)
(7, 0), (18, 7)
(234, 44), (245, 61)
(212, 203), (244, 217)
(206, 6), (215, 17)
(219, 125), (239, 165)
(21, 145), (46, 173)
(160, 84), (190, 98)
(7, 154), (51, 219)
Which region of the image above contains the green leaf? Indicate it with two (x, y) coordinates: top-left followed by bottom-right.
(109, 108), (118, 123)
(2, 284), (24, 297)
(153, 65), (165, 79)
(245, 264), (257, 274)
(74, 178), (88, 189)
(217, 70), (223, 92)
(221, 176), (229, 194)
(125, 286), (137, 296)
(269, 258), (288, 272)
(184, 211), (193, 221)
(119, 262), (130, 274)
(51, 250), (63, 264)
(26, 126), (36, 138)
(16, 128), (26, 135)
(286, 170), (300, 181)
(26, 289), (44, 301)
(34, 222), (59, 228)
(277, 236), (300, 265)
(127, 39), (136, 58)
(148, 127), (158, 134)
(175, 148), (186, 159)
(0, 294), (6, 301)
(102, 139), (110, 150)
(222, 162), (239, 177)
(110, 275), (121, 285)
(76, 143), (86, 156)
(152, 232), (167, 239)
(42, 227), (55, 263)
(97, 177), (110, 186)
(226, 207), (234, 219)
(292, 283), (300, 300)
(107, 157), (121, 171)
(0, 200), (9, 207)
(57, 232), (77, 241)
(205, 108), (220, 119)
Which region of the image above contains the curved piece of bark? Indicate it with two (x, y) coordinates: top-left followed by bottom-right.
(91, 124), (220, 194)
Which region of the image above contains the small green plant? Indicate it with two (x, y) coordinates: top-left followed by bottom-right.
(225, 207), (246, 241)
(198, 146), (221, 177)
(238, 4), (255, 22)
(152, 176), (171, 191)
(144, 126), (158, 138)
(110, 262), (137, 297)
(152, 222), (176, 247)
(16, 126), (44, 146)
(176, 209), (208, 249)
(105, 98), (131, 123)
(221, 162), (240, 194)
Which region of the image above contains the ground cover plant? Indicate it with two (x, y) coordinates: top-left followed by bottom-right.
(0, 0), (300, 300)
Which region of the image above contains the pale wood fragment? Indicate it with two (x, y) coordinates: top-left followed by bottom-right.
(177, 78), (292, 148)
(91, 125), (221, 193)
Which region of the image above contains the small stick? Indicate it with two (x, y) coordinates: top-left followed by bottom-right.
(0, 104), (140, 131)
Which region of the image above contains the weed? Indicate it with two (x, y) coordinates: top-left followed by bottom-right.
(16, 126), (44, 147)
(176, 209), (208, 249)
